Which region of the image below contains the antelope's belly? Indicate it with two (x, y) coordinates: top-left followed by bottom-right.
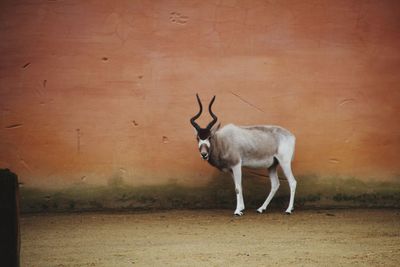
(242, 157), (275, 169)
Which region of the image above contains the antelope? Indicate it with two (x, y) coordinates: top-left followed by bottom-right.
(190, 94), (297, 216)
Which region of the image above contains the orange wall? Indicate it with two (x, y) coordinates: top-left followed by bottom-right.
(1, 0), (400, 192)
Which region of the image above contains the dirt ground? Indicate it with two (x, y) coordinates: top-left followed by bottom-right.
(21, 209), (400, 266)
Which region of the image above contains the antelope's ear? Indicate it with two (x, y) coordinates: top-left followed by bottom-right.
(211, 123), (221, 135)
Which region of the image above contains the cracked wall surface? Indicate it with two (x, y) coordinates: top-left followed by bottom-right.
(0, 0), (399, 210)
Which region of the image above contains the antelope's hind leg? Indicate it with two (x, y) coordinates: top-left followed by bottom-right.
(257, 164), (280, 214)
(276, 137), (297, 214)
(280, 161), (297, 214)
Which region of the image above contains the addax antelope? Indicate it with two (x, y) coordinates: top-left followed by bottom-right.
(190, 94), (297, 216)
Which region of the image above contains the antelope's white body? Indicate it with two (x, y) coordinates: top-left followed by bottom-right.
(190, 95), (298, 216)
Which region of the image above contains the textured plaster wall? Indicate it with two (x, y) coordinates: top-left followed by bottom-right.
(0, 0), (399, 211)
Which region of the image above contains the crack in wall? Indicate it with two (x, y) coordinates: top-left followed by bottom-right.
(76, 128), (81, 154)
(230, 91), (265, 113)
(6, 124), (23, 129)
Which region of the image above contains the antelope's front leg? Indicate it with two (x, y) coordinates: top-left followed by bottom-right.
(231, 163), (244, 216)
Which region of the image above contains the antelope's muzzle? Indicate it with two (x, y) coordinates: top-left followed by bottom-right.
(199, 144), (209, 160)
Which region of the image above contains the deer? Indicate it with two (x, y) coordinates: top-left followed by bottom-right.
(190, 94), (297, 216)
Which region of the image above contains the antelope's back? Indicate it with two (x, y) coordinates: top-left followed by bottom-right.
(218, 124), (289, 158)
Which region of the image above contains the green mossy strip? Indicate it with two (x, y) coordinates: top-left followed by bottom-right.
(20, 174), (400, 213)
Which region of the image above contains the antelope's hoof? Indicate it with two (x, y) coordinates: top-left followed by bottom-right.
(234, 211), (243, 216)
(284, 211), (292, 215)
(257, 208), (265, 214)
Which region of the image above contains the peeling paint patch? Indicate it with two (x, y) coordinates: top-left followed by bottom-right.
(339, 98), (356, 106)
(169, 12), (189, 25)
(329, 158), (340, 164)
(22, 62), (31, 68)
(162, 136), (169, 143)
(131, 120), (139, 126)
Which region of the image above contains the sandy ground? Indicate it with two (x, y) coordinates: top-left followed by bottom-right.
(21, 209), (400, 266)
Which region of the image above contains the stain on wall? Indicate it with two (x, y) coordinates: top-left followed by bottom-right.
(0, 0), (399, 211)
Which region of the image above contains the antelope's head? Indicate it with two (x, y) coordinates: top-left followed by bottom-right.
(190, 94), (218, 160)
